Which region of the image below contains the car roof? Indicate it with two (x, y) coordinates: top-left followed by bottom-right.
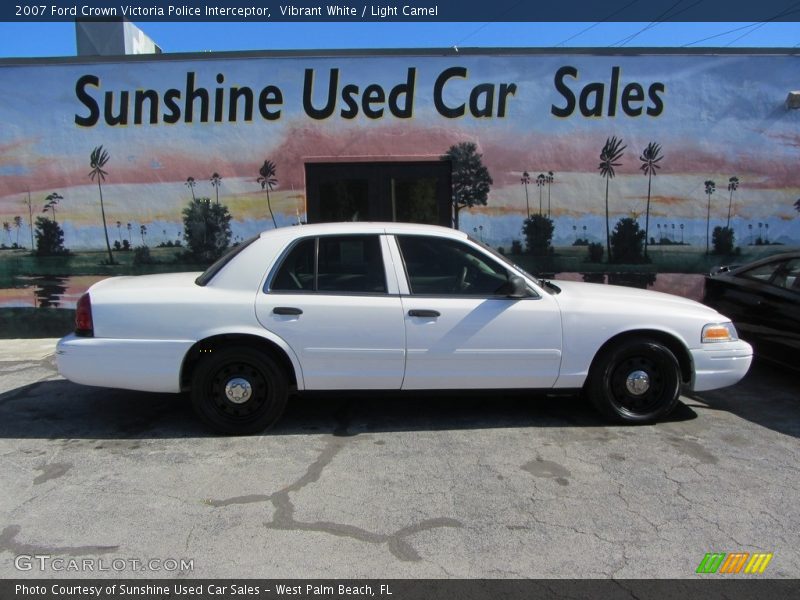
(258, 222), (470, 240)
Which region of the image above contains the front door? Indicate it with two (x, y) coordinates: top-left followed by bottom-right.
(391, 234), (563, 390)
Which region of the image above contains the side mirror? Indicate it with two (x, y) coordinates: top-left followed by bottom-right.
(497, 275), (528, 298)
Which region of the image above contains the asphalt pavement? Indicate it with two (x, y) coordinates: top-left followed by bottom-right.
(0, 339), (798, 578)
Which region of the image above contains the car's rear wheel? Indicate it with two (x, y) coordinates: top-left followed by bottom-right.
(191, 347), (288, 434)
(587, 338), (681, 424)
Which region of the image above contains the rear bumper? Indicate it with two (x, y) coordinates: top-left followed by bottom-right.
(689, 340), (753, 392)
(56, 334), (194, 393)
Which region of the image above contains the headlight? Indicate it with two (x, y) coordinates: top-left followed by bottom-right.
(702, 322), (738, 343)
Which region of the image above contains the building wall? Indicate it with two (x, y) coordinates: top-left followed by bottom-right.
(0, 49), (798, 267)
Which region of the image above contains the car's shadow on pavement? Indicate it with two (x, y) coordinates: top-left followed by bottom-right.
(685, 359), (800, 439)
(0, 379), (698, 439)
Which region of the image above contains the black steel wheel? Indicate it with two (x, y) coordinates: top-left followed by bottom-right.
(587, 338), (681, 424)
(191, 347), (288, 434)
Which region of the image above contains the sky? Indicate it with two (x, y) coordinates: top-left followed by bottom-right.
(0, 21), (799, 58)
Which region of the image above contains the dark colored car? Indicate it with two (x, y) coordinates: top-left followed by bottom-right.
(703, 252), (800, 370)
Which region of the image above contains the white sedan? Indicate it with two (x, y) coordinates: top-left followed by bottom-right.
(56, 222), (753, 434)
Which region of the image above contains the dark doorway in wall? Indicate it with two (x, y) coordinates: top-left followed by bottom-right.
(305, 161), (452, 227)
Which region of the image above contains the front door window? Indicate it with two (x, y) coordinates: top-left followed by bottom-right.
(397, 235), (512, 296)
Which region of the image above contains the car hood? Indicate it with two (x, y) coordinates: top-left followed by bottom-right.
(552, 280), (722, 317)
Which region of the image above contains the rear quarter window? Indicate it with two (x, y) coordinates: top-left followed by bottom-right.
(195, 236), (260, 286)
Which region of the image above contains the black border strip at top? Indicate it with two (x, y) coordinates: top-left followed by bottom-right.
(4, 0), (800, 22)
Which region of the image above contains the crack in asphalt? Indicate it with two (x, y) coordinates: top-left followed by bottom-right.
(205, 403), (462, 562)
(614, 482), (663, 533)
(610, 544), (634, 580)
(661, 468), (751, 549)
(0, 525), (119, 557)
(525, 502), (618, 547)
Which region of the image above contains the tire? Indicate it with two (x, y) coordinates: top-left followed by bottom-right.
(190, 346), (288, 435)
(587, 338), (681, 424)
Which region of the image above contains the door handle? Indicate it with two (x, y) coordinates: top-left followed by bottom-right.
(273, 306), (303, 316)
(408, 309), (440, 318)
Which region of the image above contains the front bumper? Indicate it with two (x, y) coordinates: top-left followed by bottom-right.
(56, 334), (194, 393)
(689, 339), (753, 392)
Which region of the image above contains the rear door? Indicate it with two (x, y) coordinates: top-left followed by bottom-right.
(255, 233), (406, 389)
(390, 234), (563, 390)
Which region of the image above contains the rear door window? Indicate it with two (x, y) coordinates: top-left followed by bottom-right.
(270, 235), (387, 294)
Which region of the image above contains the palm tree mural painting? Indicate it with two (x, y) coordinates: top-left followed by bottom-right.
(44, 192), (63, 224)
(639, 141), (663, 259)
(116, 220), (122, 244)
(520, 171), (531, 218)
(210, 172), (222, 205)
(88, 146), (115, 265)
(257, 160), (278, 228)
(126, 222), (132, 245)
(726, 176), (739, 228)
(704, 179), (716, 255)
(185, 177), (197, 201)
(536, 173), (545, 215)
(2, 222), (10, 246)
(598, 136), (626, 261)
(14, 216), (22, 247)
(546, 171), (554, 218)
(23, 192), (34, 249)
(140, 224), (147, 246)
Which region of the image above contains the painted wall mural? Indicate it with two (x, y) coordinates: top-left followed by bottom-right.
(0, 50), (798, 327)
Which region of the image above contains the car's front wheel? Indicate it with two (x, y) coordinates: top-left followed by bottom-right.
(191, 346), (288, 434)
(587, 338), (681, 424)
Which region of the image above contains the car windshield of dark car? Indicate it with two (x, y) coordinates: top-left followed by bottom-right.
(740, 261), (784, 284)
(768, 258), (800, 291)
(783, 259), (800, 291)
(195, 235), (259, 286)
(737, 257), (800, 292)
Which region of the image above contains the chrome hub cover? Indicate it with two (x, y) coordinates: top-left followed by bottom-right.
(625, 370), (650, 395)
(224, 377), (253, 404)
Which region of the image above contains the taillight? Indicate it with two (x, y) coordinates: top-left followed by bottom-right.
(75, 293), (94, 337)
